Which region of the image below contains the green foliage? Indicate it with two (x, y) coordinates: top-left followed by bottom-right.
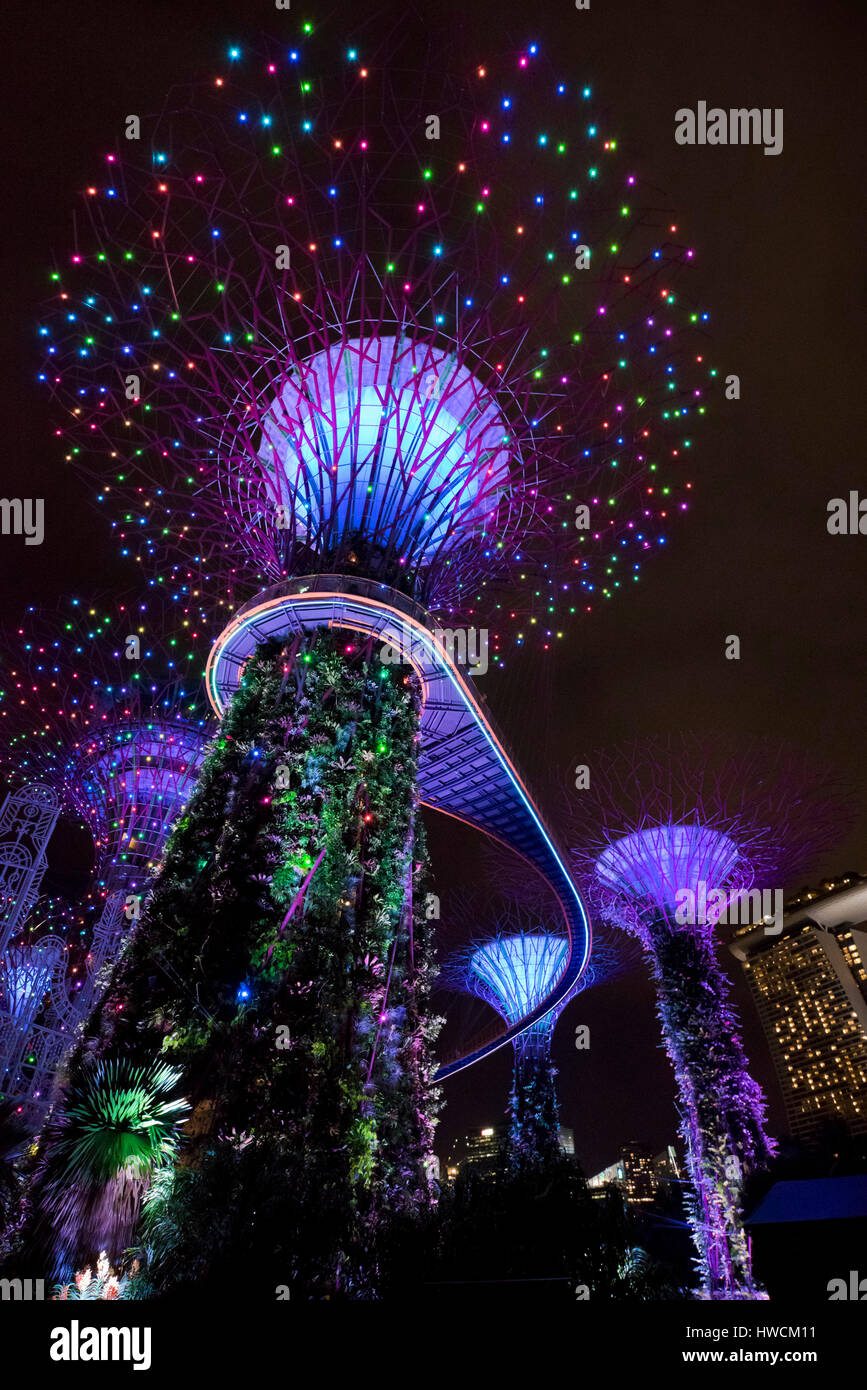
(508, 1049), (563, 1168)
(52, 1060), (189, 1186)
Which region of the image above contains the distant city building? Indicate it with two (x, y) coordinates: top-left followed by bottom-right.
(587, 1141), (665, 1204)
(444, 1124), (502, 1179)
(465, 1125), (502, 1171)
(729, 874), (867, 1145)
(619, 1142), (657, 1203)
(443, 1123), (576, 1179)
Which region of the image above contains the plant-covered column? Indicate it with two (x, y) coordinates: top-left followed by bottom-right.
(648, 925), (770, 1298)
(508, 1035), (562, 1168)
(27, 632), (440, 1294)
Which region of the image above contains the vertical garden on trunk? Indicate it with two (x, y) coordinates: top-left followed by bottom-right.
(28, 631), (440, 1296)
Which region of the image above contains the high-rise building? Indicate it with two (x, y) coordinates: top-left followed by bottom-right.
(587, 1141), (663, 1204)
(619, 1142), (657, 1203)
(729, 875), (867, 1145)
(444, 1123), (576, 1180)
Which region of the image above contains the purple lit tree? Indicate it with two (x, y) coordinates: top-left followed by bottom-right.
(40, 30), (710, 646)
(567, 735), (848, 1299)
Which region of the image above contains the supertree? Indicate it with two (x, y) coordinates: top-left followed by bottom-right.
(31, 22), (716, 1291)
(566, 734), (850, 1299)
(0, 593), (214, 1130)
(442, 906), (623, 1167)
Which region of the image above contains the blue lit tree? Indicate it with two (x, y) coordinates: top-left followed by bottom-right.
(443, 903), (621, 1166)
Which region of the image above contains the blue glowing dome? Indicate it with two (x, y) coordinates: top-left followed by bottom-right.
(255, 334), (513, 563)
(470, 933), (569, 1026)
(595, 823), (741, 912)
(0, 937), (66, 1026)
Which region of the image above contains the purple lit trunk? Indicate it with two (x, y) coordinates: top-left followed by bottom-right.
(644, 919), (772, 1298)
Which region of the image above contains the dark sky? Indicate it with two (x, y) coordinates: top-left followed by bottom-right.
(0, 0), (864, 1175)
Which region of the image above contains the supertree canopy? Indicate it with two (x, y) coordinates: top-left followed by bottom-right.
(567, 734), (850, 1299)
(450, 930), (573, 1166)
(39, 26), (712, 642)
(0, 594), (214, 900)
(0, 594), (214, 1124)
(0, 938), (67, 1032)
(21, 20), (718, 1296)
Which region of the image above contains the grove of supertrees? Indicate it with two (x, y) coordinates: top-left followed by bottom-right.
(8, 17), (721, 1297)
(0, 593), (214, 1131)
(566, 734), (849, 1300)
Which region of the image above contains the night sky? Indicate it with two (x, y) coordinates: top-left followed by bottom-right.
(0, 0), (864, 1177)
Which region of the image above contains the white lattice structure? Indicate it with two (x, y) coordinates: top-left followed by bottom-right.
(0, 784), (61, 955)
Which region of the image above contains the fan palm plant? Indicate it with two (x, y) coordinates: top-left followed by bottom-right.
(35, 1058), (189, 1274)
